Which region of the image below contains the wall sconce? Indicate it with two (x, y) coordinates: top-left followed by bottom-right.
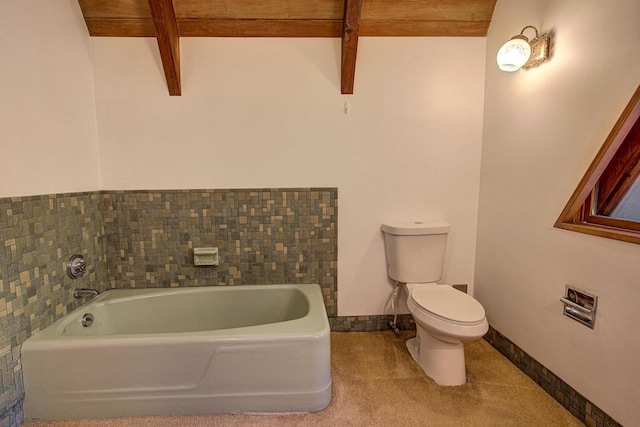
(497, 26), (550, 72)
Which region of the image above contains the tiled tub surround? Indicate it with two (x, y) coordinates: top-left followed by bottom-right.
(102, 189), (337, 316)
(0, 188), (337, 426)
(0, 192), (108, 427)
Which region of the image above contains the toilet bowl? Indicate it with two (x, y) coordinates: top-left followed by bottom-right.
(405, 283), (488, 386)
(381, 220), (488, 386)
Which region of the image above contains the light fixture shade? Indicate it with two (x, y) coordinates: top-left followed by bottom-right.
(496, 36), (532, 72)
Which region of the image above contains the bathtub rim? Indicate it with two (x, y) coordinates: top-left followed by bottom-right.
(23, 283), (330, 347)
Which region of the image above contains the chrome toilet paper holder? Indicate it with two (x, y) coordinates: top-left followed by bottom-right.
(560, 285), (597, 329)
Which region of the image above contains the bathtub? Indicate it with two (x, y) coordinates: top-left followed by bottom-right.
(21, 284), (331, 421)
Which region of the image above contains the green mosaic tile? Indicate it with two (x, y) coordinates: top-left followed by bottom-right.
(0, 192), (108, 423)
(329, 314), (415, 332)
(102, 189), (338, 315)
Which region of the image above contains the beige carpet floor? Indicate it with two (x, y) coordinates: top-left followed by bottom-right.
(24, 332), (583, 427)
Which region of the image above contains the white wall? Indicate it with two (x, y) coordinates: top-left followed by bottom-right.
(0, 0), (100, 197)
(91, 36), (486, 316)
(476, 0), (640, 425)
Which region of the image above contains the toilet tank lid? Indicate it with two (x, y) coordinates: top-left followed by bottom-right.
(381, 221), (450, 236)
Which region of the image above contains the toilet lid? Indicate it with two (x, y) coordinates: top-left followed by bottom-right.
(411, 285), (485, 324)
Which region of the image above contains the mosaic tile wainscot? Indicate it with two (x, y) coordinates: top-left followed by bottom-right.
(0, 192), (108, 427)
(102, 188), (338, 316)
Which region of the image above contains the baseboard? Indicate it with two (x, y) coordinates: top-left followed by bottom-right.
(329, 314), (415, 332)
(484, 326), (621, 427)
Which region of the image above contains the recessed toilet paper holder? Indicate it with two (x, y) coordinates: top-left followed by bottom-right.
(560, 285), (597, 329)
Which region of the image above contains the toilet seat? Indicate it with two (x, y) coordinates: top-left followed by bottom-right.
(410, 284), (485, 325)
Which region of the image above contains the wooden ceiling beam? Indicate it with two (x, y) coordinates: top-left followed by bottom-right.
(178, 19), (342, 37)
(148, 0), (181, 96)
(84, 19), (155, 37)
(84, 19), (490, 38)
(80, 0), (497, 22)
(360, 20), (490, 37)
(341, 0), (362, 94)
(361, 0), (496, 21)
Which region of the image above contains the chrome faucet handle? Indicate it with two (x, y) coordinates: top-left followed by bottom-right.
(67, 254), (86, 279)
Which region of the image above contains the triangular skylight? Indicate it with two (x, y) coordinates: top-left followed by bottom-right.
(555, 85), (640, 244)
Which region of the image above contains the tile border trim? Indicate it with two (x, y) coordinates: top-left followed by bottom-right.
(329, 314), (415, 332)
(484, 326), (621, 427)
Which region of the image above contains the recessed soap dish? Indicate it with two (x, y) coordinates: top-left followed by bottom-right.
(560, 285), (597, 329)
(193, 247), (219, 266)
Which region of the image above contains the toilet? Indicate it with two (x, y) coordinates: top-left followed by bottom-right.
(381, 220), (488, 386)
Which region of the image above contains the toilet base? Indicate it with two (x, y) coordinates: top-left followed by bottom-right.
(407, 327), (467, 386)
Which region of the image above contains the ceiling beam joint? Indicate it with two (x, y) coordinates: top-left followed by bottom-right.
(148, 0), (181, 96)
(341, 0), (362, 94)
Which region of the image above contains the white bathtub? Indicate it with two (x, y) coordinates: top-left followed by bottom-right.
(21, 284), (332, 421)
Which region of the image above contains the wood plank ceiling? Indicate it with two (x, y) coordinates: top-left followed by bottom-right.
(78, 0), (497, 96)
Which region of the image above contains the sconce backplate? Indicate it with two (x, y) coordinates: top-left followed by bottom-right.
(522, 34), (550, 70)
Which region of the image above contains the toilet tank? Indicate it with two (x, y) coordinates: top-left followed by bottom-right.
(381, 221), (450, 283)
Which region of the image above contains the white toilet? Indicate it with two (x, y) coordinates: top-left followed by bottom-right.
(381, 220), (488, 386)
